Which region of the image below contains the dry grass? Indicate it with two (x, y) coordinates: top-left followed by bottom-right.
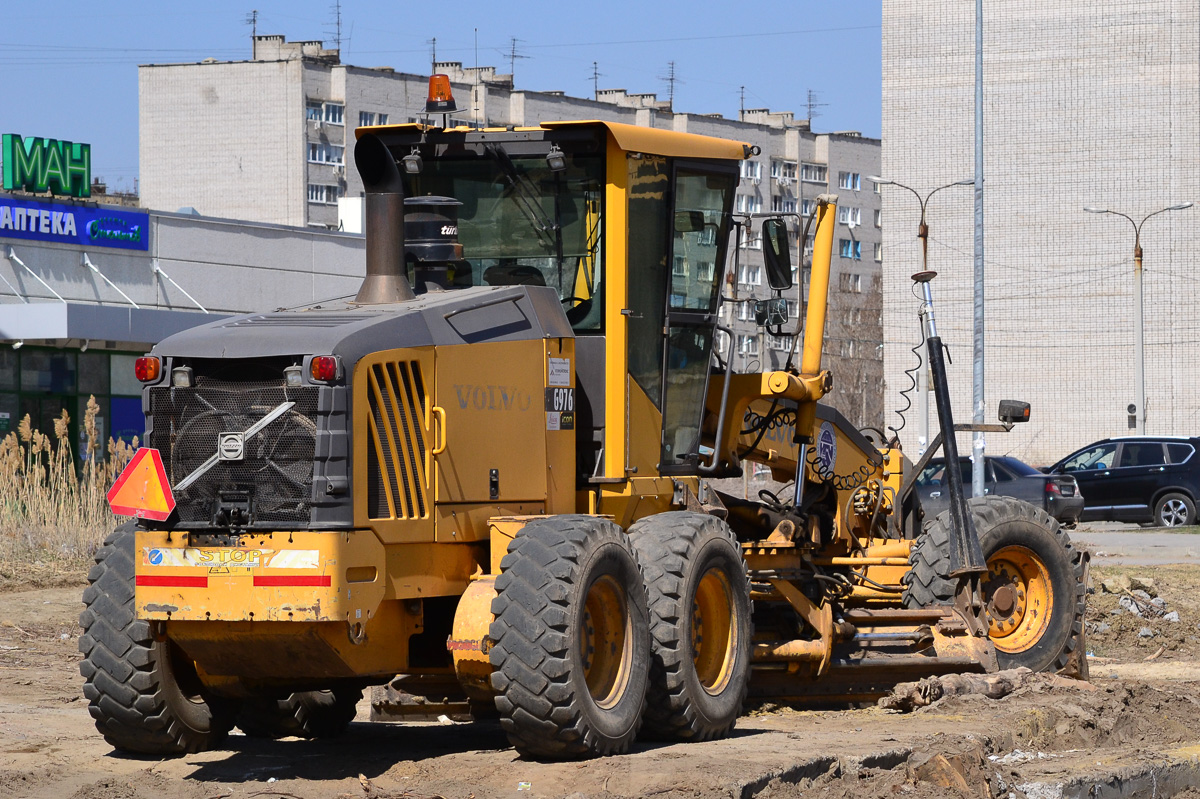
(0, 397), (137, 587)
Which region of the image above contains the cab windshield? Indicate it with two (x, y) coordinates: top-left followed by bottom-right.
(407, 148), (604, 330)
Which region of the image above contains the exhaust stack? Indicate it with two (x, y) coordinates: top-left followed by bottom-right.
(353, 134), (416, 304)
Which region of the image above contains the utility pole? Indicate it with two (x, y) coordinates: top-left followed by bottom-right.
(971, 0), (985, 497)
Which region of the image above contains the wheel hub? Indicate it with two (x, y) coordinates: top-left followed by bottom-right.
(984, 545), (1051, 653)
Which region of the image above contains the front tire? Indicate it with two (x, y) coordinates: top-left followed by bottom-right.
(1154, 492), (1196, 527)
(902, 497), (1086, 673)
(237, 688), (362, 739)
(79, 525), (237, 755)
(628, 512), (752, 742)
(489, 515), (651, 759)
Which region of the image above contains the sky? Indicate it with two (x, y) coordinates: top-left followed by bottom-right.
(2, 1), (882, 194)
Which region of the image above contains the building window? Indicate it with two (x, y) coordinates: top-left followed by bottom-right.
(697, 262), (716, 282)
(715, 329), (730, 354)
(323, 103), (344, 125)
(737, 301), (754, 322)
(738, 230), (762, 251)
(358, 111), (389, 127)
(787, 299), (801, 318)
(767, 333), (794, 351)
(837, 171), (861, 191)
(672, 256), (689, 278)
(801, 199), (816, 217)
(874, 242), (883, 262)
(308, 184), (340, 204)
(770, 160), (797, 182)
(738, 263), (762, 285)
(874, 209), (882, 228)
(838, 239), (862, 260)
(737, 334), (760, 357)
(307, 143), (345, 165)
(801, 163), (827, 183)
(735, 195), (762, 214)
(306, 102), (323, 121)
(740, 160), (762, 181)
(838, 207), (862, 226)
(840, 272), (863, 293)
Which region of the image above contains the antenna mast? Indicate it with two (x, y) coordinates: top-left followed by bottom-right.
(245, 9), (258, 38)
(507, 37), (528, 86)
(661, 61), (681, 110)
(805, 89), (828, 123)
(592, 61), (601, 100)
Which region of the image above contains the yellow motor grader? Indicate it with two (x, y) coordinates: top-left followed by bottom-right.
(81, 99), (1087, 760)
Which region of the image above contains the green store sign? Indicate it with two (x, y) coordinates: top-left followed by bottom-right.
(2, 133), (91, 198)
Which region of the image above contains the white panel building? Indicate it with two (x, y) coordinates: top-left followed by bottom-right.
(882, 2), (1200, 464)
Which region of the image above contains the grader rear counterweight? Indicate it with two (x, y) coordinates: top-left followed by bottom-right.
(82, 95), (1087, 760)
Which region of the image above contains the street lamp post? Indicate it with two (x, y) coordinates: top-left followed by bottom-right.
(871, 176), (972, 456)
(1083, 202), (1192, 435)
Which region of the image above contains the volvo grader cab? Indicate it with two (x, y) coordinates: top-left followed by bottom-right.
(81, 102), (1088, 760)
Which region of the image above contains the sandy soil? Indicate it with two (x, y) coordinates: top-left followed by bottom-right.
(4, 565), (1200, 798)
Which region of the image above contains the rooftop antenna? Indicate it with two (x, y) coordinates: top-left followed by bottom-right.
(429, 37), (436, 71)
(806, 89), (828, 122)
(591, 61), (602, 101)
(660, 61), (681, 110)
(325, 1), (343, 51)
(507, 37), (528, 86)
(739, 86), (745, 121)
(245, 9), (258, 38)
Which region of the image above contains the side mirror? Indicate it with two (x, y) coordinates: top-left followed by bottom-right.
(754, 297), (788, 327)
(997, 399), (1030, 424)
(674, 210), (706, 233)
(761, 217), (792, 290)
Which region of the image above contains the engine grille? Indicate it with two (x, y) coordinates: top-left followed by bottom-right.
(148, 380), (320, 524)
(366, 360), (429, 519)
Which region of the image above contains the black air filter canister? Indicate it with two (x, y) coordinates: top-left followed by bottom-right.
(404, 196), (467, 291)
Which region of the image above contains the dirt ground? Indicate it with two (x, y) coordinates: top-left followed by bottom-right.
(4, 563), (1200, 799)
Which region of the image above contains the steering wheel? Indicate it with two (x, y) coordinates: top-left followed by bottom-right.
(560, 296), (588, 307)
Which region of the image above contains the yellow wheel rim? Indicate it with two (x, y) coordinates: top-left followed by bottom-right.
(985, 545), (1053, 653)
(580, 574), (632, 709)
(692, 567), (738, 696)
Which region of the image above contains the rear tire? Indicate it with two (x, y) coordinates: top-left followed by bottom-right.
(489, 515), (650, 759)
(627, 512), (752, 741)
(1154, 492), (1196, 527)
(902, 497), (1087, 673)
(79, 525), (237, 755)
(236, 688), (362, 739)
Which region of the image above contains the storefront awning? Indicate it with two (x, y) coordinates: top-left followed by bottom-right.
(0, 302), (226, 346)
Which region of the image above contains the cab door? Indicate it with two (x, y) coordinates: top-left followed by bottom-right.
(658, 165), (737, 474)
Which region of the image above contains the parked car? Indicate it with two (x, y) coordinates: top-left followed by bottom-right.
(1045, 436), (1200, 527)
(914, 455), (1084, 526)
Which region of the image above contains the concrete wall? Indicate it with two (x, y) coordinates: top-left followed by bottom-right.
(882, 0), (1200, 464)
(140, 61), (305, 226)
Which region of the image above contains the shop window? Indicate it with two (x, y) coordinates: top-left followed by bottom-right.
(78, 352), (110, 395)
(21, 350), (76, 394)
(110, 355), (142, 396)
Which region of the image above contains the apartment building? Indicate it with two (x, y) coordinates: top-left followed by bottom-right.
(139, 35), (882, 431)
(882, 2), (1200, 464)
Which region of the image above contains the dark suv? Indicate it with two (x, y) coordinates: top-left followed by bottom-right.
(1045, 436), (1200, 527)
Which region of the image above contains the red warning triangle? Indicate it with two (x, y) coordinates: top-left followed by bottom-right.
(107, 448), (176, 521)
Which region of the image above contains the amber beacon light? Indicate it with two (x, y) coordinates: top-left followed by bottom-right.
(426, 74), (457, 113)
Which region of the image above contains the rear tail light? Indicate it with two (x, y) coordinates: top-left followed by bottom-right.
(310, 355), (339, 383)
(1045, 479), (1061, 495)
(135, 356), (161, 382)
